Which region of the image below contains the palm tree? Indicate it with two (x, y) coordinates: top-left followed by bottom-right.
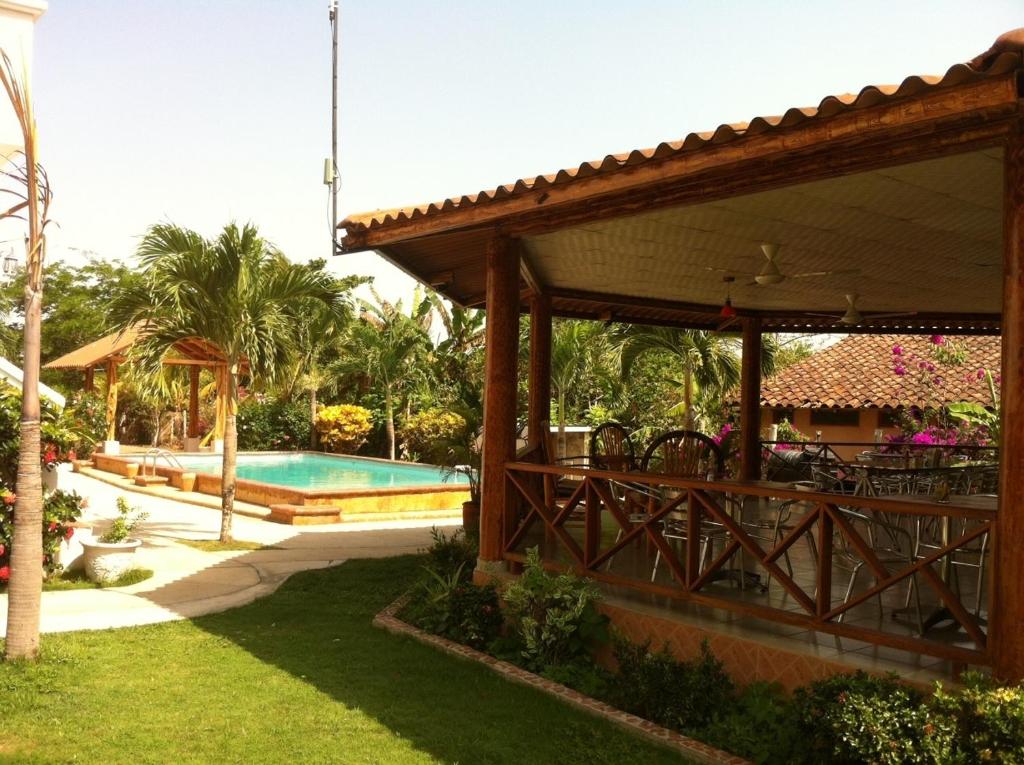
(2, 51), (54, 661)
(550, 321), (612, 455)
(334, 289), (431, 460)
(109, 222), (350, 541)
(615, 326), (777, 432)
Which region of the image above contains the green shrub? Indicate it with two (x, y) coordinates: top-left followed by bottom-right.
(98, 497), (148, 544)
(237, 396), (311, 451)
(792, 671), (926, 765)
(925, 673), (1024, 764)
(704, 682), (799, 764)
(502, 547), (608, 671)
(0, 388), (83, 486)
(315, 404), (373, 454)
(540, 661), (612, 700)
(422, 526), (476, 581)
(610, 636), (733, 734)
(399, 409), (466, 463)
(65, 391), (107, 458)
(405, 562), (503, 649)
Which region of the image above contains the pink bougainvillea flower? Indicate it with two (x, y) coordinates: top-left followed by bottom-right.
(0, 565), (9, 581)
(933, 376), (943, 386)
(0, 543), (5, 556)
(894, 365), (907, 377)
(930, 335), (945, 346)
(892, 344), (903, 356)
(926, 363), (935, 373)
(977, 369), (986, 380)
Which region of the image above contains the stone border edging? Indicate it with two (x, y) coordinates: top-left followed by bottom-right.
(373, 594), (752, 765)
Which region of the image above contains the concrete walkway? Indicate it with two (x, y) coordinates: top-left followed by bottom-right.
(0, 470), (459, 635)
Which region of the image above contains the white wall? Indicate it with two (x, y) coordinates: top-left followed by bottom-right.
(0, 0), (45, 158)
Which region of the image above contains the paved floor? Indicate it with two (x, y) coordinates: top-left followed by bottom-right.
(0, 469), (459, 635)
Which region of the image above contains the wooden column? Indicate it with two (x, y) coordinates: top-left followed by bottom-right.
(479, 237), (521, 562)
(527, 293), (552, 450)
(104, 360), (118, 442)
(188, 365), (200, 438)
(83, 367), (94, 393)
(993, 128), (1024, 681)
(739, 317), (762, 481)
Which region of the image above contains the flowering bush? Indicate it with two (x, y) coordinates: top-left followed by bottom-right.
(0, 487), (86, 582)
(315, 404), (373, 454)
(0, 388), (83, 487)
(775, 418), (808, 450)
(399, 409), (467, 463)
(65, 390), (107, 458)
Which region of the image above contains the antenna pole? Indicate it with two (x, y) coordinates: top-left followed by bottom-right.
(329, 0), (339, 255)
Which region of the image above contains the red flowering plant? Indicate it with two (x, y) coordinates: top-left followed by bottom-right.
(0, 487), (86, 583)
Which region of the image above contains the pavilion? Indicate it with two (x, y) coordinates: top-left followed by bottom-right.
(45, 324), (240, 452)
(340, 30), (1024, 682)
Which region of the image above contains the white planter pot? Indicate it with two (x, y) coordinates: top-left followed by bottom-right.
(103, 440), (121, 455)
(42, 467), (57, 493)
(81, 536), (142, 583)
(213, 439), (224, 454)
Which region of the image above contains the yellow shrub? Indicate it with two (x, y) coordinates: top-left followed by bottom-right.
(399, 409), (467, 463)
(315, 404), (373, 454)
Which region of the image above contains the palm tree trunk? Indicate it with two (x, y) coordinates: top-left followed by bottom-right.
(385, 389), (396, 460)
(5, 264), (44, 659)
(683, 366), (695, 429)
(309, 388), (318, 450)
(220, 365), (238, 542)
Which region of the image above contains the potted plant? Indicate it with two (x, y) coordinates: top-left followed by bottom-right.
(440, 428), (482, 540)
(81, 497), (148, 583)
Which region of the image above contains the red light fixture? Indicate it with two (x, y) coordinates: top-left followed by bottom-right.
(719, 297), (737, 319)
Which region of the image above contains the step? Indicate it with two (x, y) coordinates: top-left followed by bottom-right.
(268, 504), (341, 525)
(134, 474), (170, 487)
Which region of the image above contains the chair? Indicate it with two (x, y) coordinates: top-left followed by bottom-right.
(639, 430), (729, 583)
(590, 422), (637, 472)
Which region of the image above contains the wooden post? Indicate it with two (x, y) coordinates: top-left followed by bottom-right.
(83, 367), (94, 393)
(527, 293), (552, 450)
(188, 365), (200, 438)
(479, 237), (520, 562)
(104, 360), (118, 442)
(739, 318), (762, 481)
(993, 127), (1024, 682)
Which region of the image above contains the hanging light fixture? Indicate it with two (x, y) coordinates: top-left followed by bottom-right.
(719, 276), (737, 318)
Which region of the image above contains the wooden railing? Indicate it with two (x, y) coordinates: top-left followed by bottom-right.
(503, 462), (996, 666)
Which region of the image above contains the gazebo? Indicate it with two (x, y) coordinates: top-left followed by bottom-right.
(45, 324), (241, 452)
(340, 31), (1024, 683)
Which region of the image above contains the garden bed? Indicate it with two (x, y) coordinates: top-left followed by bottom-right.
(374, 593), (749, 765)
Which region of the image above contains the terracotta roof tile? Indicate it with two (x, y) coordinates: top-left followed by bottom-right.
(758, 335), (1001, 410)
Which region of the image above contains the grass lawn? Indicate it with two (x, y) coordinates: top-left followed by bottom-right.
(177, 539), (277, 552)
(40, 568), (154, 591)
(0, 556), (687, 764)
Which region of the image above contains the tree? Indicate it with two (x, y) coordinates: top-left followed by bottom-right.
(109, 222), (350, 541)
(550, 320), (613, 454)
(615, 326), (778, 432)
(334, 289), (431, 460)
(2, 50), (54, 661)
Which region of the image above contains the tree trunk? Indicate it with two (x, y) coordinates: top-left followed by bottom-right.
(309, 388), (318, 450)
(683, 366), (695, 429)
(5, 259), (43, 660)
(220, 365), (238, 542)
(557, 390), (567, 460)
(385, 389), (396, 460)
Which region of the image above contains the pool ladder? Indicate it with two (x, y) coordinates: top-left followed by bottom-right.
(142, 448), (184, 476)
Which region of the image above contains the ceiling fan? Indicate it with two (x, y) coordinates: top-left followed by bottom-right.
(706, 243), (857, 286)
(806, 293), (917, 326)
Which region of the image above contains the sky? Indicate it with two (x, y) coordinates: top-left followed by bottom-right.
(29, 0), (1024, 302)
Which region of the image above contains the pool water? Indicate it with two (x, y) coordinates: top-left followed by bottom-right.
(145, 452), (468, 491)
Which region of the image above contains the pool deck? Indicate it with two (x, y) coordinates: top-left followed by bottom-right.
(0, 470), (459, 635)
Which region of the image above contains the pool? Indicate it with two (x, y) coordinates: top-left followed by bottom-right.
(92, 451), (471, 525)
(160, 452), (469, 491)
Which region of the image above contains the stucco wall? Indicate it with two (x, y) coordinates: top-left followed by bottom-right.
(760, 407), (900, 461)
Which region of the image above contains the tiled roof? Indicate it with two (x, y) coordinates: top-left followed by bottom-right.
(342, 30), (1024, 234)
(759, 335), (1001, 410)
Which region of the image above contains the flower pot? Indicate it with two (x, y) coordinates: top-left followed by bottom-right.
(125, 463), (140, 479)
(42, 467), (58, 493)
(81, 536), (142, 583)
(462, 500), (480, 538)
(179, 472), (197, 493)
